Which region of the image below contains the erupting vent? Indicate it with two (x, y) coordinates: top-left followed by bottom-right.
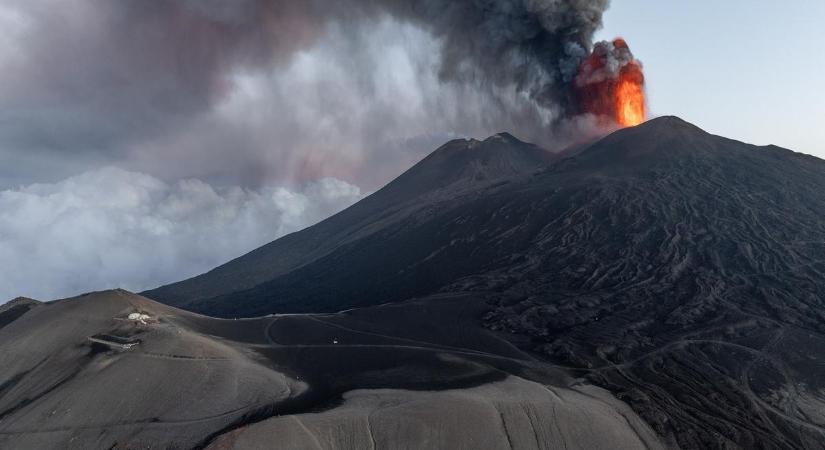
(575, 38), (647, 127)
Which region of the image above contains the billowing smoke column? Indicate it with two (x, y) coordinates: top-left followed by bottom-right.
(574, 38), (647, 126)
(4, 0), (647, 189)
(104, 0), (624, 127)
(376, 0), (615, 120)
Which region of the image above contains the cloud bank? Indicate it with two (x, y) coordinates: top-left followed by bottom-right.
(0, 168), (364, 302)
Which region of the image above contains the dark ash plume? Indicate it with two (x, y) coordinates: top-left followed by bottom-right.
(337, 0), (613, 119)
(109, 0), (613, 126)
(1, 0), (615, 188)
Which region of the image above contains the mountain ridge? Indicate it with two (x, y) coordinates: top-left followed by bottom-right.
(5, 116), (825, 448)
(144, 116), (825, 318)
(139, 116), (825, 448)
(0, 288), (666, 449)
(142, 130), (554, 310)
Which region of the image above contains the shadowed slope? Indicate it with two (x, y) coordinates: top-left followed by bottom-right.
(143, 133), (553, 311)
(0, 297), (40, 330)
(146, 116), (825, 448)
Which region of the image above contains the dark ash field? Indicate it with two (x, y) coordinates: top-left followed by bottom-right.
(3, 117), (825, 449)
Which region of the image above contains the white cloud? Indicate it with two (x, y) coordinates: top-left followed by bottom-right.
(0, 167), (364, 302)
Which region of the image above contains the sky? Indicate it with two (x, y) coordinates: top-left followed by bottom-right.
(1, 0), (823, 302)
(597, 0), (825, 155)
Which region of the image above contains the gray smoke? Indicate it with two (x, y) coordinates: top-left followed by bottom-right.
(0, 0), (612, 188)
(0, 0), (617, 302)
(170, 0), (612, 120)
(111, 0), (611, 116)
(319, 0), (611, 115)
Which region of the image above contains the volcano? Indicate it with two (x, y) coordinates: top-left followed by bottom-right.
(3, 117), (825, 449)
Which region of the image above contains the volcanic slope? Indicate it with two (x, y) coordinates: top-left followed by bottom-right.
(143, 132), (555, 315)
(0, 290), (663, 449)
(146, 116), (825, 449)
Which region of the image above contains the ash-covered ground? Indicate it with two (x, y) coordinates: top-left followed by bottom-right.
(3, 117), (825, 449)
(148, 116), (825, 448)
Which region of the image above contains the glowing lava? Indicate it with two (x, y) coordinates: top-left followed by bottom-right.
(575, 38), (647, 127)
(615, 61), (646, 126)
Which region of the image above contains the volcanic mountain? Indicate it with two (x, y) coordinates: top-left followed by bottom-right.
(143, 132), (556, 315)
(2, 117), (825, 449)
(147, 116), (825, 448)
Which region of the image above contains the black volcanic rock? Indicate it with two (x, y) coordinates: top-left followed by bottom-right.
(144, 116), (825, 448)
(143, 133), (554, 313)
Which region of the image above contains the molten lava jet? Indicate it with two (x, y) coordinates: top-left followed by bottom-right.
(575, 38), (647, 127)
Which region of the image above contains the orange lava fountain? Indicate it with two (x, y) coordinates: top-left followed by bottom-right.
(615, 61), (646, 126)
(575, 38), (647, 127)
